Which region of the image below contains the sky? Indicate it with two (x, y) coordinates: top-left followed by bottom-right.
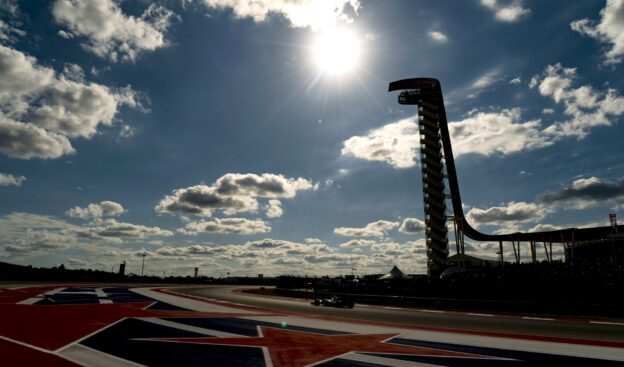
(1, 0), (624, 277)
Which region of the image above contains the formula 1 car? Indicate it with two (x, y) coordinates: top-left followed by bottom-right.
(310, 295), (354, 308)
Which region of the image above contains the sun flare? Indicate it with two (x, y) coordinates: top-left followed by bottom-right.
(314, 28), (361, 75)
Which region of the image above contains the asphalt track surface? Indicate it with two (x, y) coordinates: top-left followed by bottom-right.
(180, 285), (624, 343)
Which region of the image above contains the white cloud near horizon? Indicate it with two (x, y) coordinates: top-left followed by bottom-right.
(334, 220), (399, 237)
(178, 217), (271, 235)
(66, 201), (126, 219)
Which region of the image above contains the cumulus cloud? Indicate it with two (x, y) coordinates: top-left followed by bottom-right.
(334, 220), (399, 237)
(398, 217), (425, 234)
(509, 77), (521, 85)
(5, 229), (72, 255)
(449, 108), (552, 157)
(481, 0), (531, 23)
(0, 44), (143, 159)
(156, 238), (331, 264)
(571, 0), (624, 65)
(532, 63), (624, 138)
(341, 117), (420, 168)
(66, 201), (125, 219)
(178, 217), (271, 235)
(466, 201), (548, 228)
(538, 176), (624, 209)
(52, 0), (178, 62)
(0, 212), (172, 258)
(0, 172), (25, 186)
(428, 31), (448, 43)
(156, 173), (314, 217)
(200, 0), (360, 31)
(342, 107), (555, 168)
(73, 218), (173, 241)
(265, 199), (283, 218)
(338, 239), (376, 248)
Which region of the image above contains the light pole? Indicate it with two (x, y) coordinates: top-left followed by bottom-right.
(141, 252), (146, 277)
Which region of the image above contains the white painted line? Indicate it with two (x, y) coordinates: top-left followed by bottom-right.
(56, 318), (129, 353)
(383, 307), (403, 310)
(590, 321), (624, 326)
(419, 309), (445, 314)
(59, 343), (145, 367)
(522, 317), (554, 321)
(0, 335), (60, 355)
(341, 352), (454, 366)
(467, 313), (494, 317)
(43, 287), (66, 296)
(17, 296), (44, 305)
(99, 299), (113, 304)
(137, 317), (247, 338)
(94, 288), (107, 298)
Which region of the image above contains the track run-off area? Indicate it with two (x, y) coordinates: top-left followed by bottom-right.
(0, 284), (622, 366)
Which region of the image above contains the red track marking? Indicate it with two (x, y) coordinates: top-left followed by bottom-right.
(0, 286), (63, 304)
(0, 302), (157, 350)
(0, 338), (78, 367)
(0, 297), (270, 351)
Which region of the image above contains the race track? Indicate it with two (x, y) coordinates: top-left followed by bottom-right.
(180, 285), (624, 343)
(1, 284), (623, 366)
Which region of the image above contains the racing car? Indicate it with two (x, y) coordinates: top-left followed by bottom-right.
(310, 295), (354, 308)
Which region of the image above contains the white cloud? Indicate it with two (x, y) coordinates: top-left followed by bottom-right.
(74, 218), (173, 240)
(466, 201), (548, 228)
(343, 106), (557, 168)
(509, 76), (521, 85)
(542, 108), (555, 114)
(0, 172), (25, 186)
(532, 63), (624, 139)
(481, 0), (531, 23)
(472, 69), (501, 89)
(52, 0), (178, 62)
(0, 212), (173, 259)
(538, 176), (624, 210)
(265, 199), (283, 218)
(178, 217), (271, 235)
(428, 31), (448, 43)
(201, 0), (361, 31)
(341, 117), (420, 169)
(338, 239), (376, 248)
(156, 173), (314, 217)
(398, 217), (425, 234)
(66, 200), (126, 219)
(334, 220), (399, 237)
(0, 44), (143, 159)
(0, 115), (74, 159)
(571, 0), (624, 65)
(449, 108), (553, 157)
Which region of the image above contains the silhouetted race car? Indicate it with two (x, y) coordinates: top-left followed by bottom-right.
(310, 295), (354, 308)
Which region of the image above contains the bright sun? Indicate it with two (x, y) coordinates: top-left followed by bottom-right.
(314, 28), (361, 75)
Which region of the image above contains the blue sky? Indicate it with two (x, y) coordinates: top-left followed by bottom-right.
(1, 0), (624, 276)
